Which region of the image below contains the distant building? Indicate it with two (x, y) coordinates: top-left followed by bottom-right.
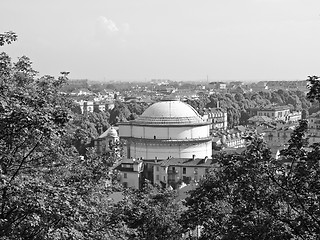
(76, 100), (114, 114)
(80, 101), (94, 113)
(308, 111), (320, 130)
(212, 129), (246, 149)
(255, 105), (301, 123)
(119, 100), (212, 159)
(248, 115), (273, 125)
(257, 105), (290, 121)
(288, 111), (302, 123)
(209, 82), (227, 91)
(94, 126), (119, 154)
(202, 108), (228, 131)
(115, 158), (144, 189)
(307, 111), (320, 144)
(255, 123), (296, 148)
(150, 156), (218, 189)
(70, 88), (93, 96)
(266, 80), (307, 91)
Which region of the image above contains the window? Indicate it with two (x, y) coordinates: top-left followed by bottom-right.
(123, 182), (128, 188)
(156, 175), (159, 180)
(163, 176), (166, 182)
(194, 168), (198, 175)
(156, 166), (159, 171)
(123, 173), (127, 179)
(183, 167), (186, 174)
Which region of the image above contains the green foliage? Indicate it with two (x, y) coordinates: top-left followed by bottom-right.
(181, 120), (320, 239)
(108, 182), (183, 240)
(307, 75), (320, 103)
(269, 120), (320, 239)
(201, 89), (311, 127)
(0, 31), (17, 46)
(109, 101), (131, 125)
(0, 33), (114, 239)
(181, 138), (293, 239)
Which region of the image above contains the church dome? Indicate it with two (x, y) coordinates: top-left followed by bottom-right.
(133, 100), (207, 125)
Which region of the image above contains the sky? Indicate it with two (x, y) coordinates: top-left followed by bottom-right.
(1, 0), (320, 82)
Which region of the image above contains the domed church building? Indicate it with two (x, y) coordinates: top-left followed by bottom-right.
(119, 100), (212, 159)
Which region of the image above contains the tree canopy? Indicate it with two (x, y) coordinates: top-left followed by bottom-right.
(0, 32), (116, 239)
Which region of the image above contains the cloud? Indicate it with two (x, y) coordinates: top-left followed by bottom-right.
(93, 16), (131, 48)
(96, 16), (119, 34)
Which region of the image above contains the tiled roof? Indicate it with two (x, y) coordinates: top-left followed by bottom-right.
(153, 157), (218, 167)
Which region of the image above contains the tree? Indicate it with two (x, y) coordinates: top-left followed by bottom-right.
(181, 138), (293, 239)
(307, 75), (320, 102)
(108, 182), (183, 240)
(0, 31), (17, 46)
(181, 120), (320, 239)
(267, 120), (320, 239)
(109, 101), (131, 125)
(0, 33), (115, 239)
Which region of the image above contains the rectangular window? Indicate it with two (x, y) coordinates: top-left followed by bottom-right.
(156, 166), (159, 171)
(183, 167), (186, 174)
(156, 175), (159, 180)
(123, 182), (128, 188)
(194, 168), (198, 175)
(123, 173), (127, 179)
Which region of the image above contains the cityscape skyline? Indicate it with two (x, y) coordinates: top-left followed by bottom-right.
(1, 0), (320, 81)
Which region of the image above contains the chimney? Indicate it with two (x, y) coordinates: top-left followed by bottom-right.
(192, 154), (195, 160)
(204, 156), (208, 163)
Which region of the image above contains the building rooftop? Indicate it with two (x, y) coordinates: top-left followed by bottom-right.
(258, 105), (290, 111)
(153, 157), (218, 167)
(248, 115), (273, 123)
(126, 100), (210, 126)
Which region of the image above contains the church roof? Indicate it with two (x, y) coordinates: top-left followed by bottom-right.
(129, 100), (209, 126)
